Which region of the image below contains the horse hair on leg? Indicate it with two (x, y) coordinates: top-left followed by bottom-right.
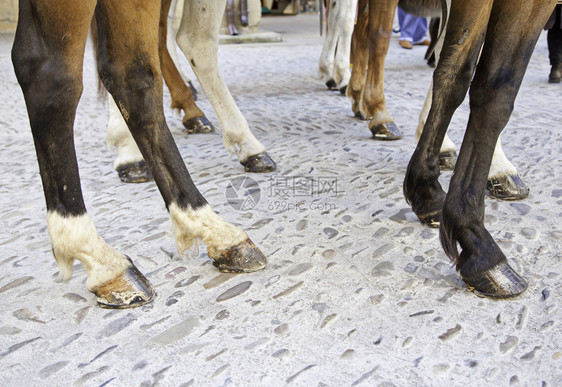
(176, 0), (276, 173)
(404, 0), (490, 227)
(438, 0), (556, 298)
(12, 0), (153, 308)
(347, 0), (369, 119)
(107, 96), (152, 183)
(95, 0), (266, 275)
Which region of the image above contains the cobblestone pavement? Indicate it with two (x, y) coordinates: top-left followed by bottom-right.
(0, 14), (560, 387)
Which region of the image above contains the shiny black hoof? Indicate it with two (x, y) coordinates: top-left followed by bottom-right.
(370, 122), (403, 140)
(326, 79), (337, 89)
(487, 174), (529, 200)
(211, 239), (267, 273)
(93, 257), (155, 308)
(241, 152), (277, 173)
(439, 150), (457, 171)
(339, 85), (347, 95)
(461, 262), (528, 299)
(183, 116), (214, 134)
(187, 80), (198, 101)
(116, 161), (152, 183)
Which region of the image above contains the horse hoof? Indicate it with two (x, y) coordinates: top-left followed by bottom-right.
(370, 122), (403, 140)
(487, 174), (529, 200)
(408, 191), (445, 228)
(326, 79), (337, 89)
(419, 211), (441, 228)
(439, 150), (457, 171)
(339, 85), (347, 95)
(116, 161), (152, 183)
(183, 116), (214, 134)
(461, 262), (528, 299)
(93, 257), (155, 308)
(241, 152), (277, 173)
(210, 238), (267, 273)
(187, 80), (198, 101)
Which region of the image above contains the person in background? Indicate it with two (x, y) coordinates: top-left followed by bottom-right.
(546, 5), (562, 83)
(397, 6), (430, 49)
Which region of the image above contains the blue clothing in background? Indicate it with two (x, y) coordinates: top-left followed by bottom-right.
(398, 7), (428, 44)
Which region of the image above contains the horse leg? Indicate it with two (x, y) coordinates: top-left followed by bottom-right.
(415, 13), (529, 200)
(12, 0), (154, 308)
(319, 0), (339, 89)
(486, 137), (529, 200)
(95, 0), (266, 273)
(333, 0), (358, 94)
(167, 0), (197, 95)
(418, 87), (530, 199)
(363, 0), (402, 140)
(347, 0), (369, 118)
(176, 0), (276, 173)
(441, 0), (555, 298)
(107, 96), (152, 183)
(413, 15), (458, 171)
(105, 0), (209, 183)
(404, 0), (491, 227)
(415, 81), (458, 171)
(159, 0), (213, 134)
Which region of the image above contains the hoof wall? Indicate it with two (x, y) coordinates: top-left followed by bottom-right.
(211, 239), (267, 273)
(461, 262), (528, 299)
(116, 161), (152, 183)
(370, 122), (403, 140)
(93, 257), (155, 308)
(439, 150), (457, 171)
(241, 152), (277, 173)
(326, 79), (337, 89)
(183, 116), (214, 134)
(487, 174), (529, 200)
(339, 85), (347, 95)
(419, 211), (440, 228)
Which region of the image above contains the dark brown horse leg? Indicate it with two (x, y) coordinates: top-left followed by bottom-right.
(95, 0), (266, 274)
(12, 0), (153, 308)
(159, 0), (213, 134)
(440, 0), (556, 298)
(363, 0), (402, 139)
(404, 0), (493, 227)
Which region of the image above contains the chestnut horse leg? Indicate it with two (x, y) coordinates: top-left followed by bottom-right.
(95, 0), (267, 274)
(106, 0), (212, 184)
(362, 0), (402, 140)
(12, 0), (153, 308)
(159, 0), (213, 134)
(347, 0), (369, 118)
